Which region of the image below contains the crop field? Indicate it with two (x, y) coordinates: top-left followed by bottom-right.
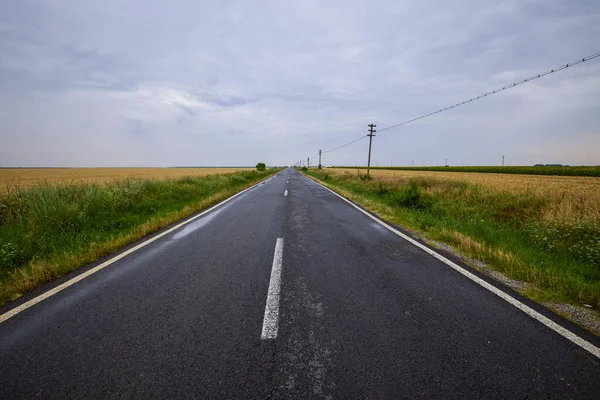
(333, 168), (600, 225)
(309, 168), (600, 310)
(0, 168), (278, 304)
(0, 168), (253, 192)
(336, 165), (600, 177)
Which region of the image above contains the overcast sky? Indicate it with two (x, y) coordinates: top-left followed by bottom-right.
(1, 0), (599, 167)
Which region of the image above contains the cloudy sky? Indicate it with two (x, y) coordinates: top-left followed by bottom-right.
(1, 0), (599, 167)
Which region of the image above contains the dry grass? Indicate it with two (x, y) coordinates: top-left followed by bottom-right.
(0, 169), (277, 304)
(332, 168), (600, 225)
(307, 169), (600, 315)
(0, 168), (253, 192)
(2, 190), (238, 302)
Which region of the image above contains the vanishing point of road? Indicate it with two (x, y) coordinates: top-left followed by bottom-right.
(1, 168), (599, 399)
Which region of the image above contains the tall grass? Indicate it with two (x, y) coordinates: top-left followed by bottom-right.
(335, 165), (600, 177)
(306, 170), (600, 308)
(0, 169), (278, 304)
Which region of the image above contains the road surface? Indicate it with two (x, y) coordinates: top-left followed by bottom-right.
(1, 168), (599, 399)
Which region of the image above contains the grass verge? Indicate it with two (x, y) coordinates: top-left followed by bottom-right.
(333, 165), (600, 177)
(304, 169), (600, 311)
(0, 169), (280, 306)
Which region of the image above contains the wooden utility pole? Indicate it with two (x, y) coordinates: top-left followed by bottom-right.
(502, 154), (505, 167)
(318, 150), (322, 169)
(307, 157), (310, 168)
(367, 124), (376, 176)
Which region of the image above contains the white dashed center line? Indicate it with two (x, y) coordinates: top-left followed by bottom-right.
(261, 238), (284, 339)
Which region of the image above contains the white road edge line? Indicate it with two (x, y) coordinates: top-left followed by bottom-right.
(261, 238), (284, 339)
(284, 190), (288, 197)
(302, 174), (600, 359)
(0, 174), (275, 325)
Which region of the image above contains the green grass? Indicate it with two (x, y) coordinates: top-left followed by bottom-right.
(0, 169), (280, 305)
(333, 165), (600, 177)
(306, 169), (600, 308)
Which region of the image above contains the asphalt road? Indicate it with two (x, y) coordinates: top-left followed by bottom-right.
(1, 168), (599, 399)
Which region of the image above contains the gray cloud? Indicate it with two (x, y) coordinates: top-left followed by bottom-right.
(0, 0), (599, 167)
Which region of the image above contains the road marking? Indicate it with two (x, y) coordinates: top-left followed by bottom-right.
(303, 174), (600, 359)
(260, 177), (274, 185)
(261, 238), (284, 339)
(0, 174), (276, 325)
(284, 190), (288, 197)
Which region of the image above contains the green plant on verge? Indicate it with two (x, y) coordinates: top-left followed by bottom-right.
(387, 179), (423, 209)
(0, 169), (281, 304)
(334, 165), (600, 177)
(304, 169), (600, 308)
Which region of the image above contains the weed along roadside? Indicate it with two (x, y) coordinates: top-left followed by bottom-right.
(303, 168), (600, 332)
(335, 165), (600, 177)
(0, 168), (281, 306)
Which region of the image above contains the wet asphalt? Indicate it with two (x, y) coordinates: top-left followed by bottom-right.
(1, 168), (599, 399)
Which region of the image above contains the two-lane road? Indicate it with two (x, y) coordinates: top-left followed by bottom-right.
(1, 168), (599, 398)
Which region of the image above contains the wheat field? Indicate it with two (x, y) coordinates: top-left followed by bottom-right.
(0, 168), (253, 191)
(331, 168), (600, 224)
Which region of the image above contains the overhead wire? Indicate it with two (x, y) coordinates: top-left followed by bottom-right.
(322, 134), (368, 153)
(317, 50), (600, 157)
(377, 51), (600, 133)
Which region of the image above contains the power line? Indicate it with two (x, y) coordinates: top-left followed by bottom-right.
(322, 134), (368, 153)
(310, 50), (599, 164)
(378, 51), (600, 133)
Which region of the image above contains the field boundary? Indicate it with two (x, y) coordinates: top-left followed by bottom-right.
(332, 166), (600, 177)
(0, 171), (279, 323)
(304, 168), (600, 323)
(0, 170), (280, 309)
(301, 171), (600, 359)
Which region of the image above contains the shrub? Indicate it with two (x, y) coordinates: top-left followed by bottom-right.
(229, 174), (248, 184)
(388, 179), (422, 208)
(256, 162), (266, 171)
(376, 182), (390, 196)
(0, 169), (277, 301)
(177, 176), (196, 185)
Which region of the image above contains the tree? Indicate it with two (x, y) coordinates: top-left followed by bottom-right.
(255, 162), (266, 171)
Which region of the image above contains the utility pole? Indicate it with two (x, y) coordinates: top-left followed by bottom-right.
(502, 154), (505, 167)
(318, 150), (322, 169)
(367, 123), (376, 176)
(445, 158), (448, 166)
(307, 157), (310, 168)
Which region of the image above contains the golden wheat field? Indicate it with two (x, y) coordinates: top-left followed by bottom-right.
(0, 168), (253, 191)
(332, 168), (600, 224)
